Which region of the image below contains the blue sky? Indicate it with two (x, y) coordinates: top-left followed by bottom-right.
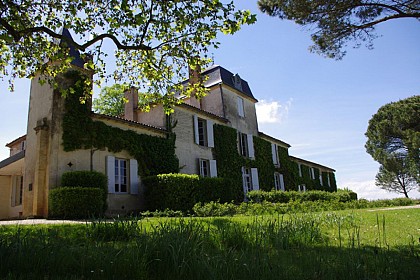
(0, 2), (419, 199)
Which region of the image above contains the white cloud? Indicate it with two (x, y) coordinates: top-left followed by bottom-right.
(342, 180), (420, 200)
(255, 98), (293, 124)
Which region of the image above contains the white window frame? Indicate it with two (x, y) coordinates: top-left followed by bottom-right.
(193, 115), (214, 148)
(271, 143), (279, 166)
(106, 156), (139, 194)
(327, 173), (331, 187)
(115, 158), (128, 193)
(319, 174), (323, 186)
(199, 158), (209, 177)
(238, 133), (254, 158)
(298, 184), (306, 192)
(199, 159), (217, 178)
(298, 163), (302, 177)
(274, 172), (285, 191)
(237, 96), (245, 117)
(242, 167), (259, 195)
(309, 167), (316, 180)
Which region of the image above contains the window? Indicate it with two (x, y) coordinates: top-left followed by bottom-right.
(238, 132), (254, 158)
(309, 167), (316, 180)
(242, 167), (259, 195)
(237, 96), (245, 117)
(193, 115), (214, 147)
(298, 164), (302, 177)
(274, 172), (285, 191)
(11, 176), (23, 207)
(199, 159), (217, 177)
(319, 174), (323, 186)
(198, 118), (207, 146)
(20, 140), (26, 151)
(298, 184), (306, 192)
(327, 173), (331, 187)
(271, 143), (279, 166)
(106, 156), (139, 194)
(115, 158), (128, 193)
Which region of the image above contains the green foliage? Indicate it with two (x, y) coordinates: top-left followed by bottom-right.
(193, 197), (417, 217)
(143, 174), (241, 212)
(61, 170), (108, 211)
(61, 170), (108, 190)
(62, 71), (179, 176)
(253, 136), (275, 191)
(1, 211), (420, 279)
(375, 163), (417, 198)
(49, 187), (104, 219)
(258, 0), (419, 59)
(92, 84), (129, 116)
(366, 95), (420, 196)
(247, 190), (357, 204)
(1, 1), (256, 104)
(277, 147), (300, 190)
(213, 124), (245, 189)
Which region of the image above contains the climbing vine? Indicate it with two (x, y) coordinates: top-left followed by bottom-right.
(213, 124), (244, 201)
(61, 70), (179, 176)
(253, 137), (275, 191)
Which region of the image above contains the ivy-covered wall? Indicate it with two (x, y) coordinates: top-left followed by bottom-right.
(213, 123), (337, 194)
(61, 71), (179, 176)
(253, 136), (275, 191)
(212, 124), (245, 201)
(276, 147), (300, 191)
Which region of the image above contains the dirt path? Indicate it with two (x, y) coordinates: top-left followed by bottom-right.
(366, 204), (420, 211)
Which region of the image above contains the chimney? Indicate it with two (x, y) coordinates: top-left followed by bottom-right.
(186, 63), (202, 109)
(124, 87), (138, 121)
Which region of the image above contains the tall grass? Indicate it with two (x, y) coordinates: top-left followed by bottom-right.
(0, 211), (419, 279)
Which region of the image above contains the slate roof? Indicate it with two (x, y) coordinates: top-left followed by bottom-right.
(202, 65), (257, 101)
(60, 28), (85, 68)
(0, 150), (25, 170)
(289, 156), (335, 172)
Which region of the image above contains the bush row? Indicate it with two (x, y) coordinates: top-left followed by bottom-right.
(143, 174), (241, 212)
(246, 189), (358, 203)
(49, 171), (108, 219)
(192, 198), (416, 217)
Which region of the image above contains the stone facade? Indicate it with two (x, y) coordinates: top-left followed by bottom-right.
(0, 64), (336, 219)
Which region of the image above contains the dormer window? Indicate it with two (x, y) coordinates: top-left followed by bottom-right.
(233, 74), (243, 91)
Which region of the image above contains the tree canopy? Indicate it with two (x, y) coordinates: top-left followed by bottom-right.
(365, 95), (420, 196)
(258, 0), (420, 59)
(0, 0), (256, 108)
(93, 84), (129, 117)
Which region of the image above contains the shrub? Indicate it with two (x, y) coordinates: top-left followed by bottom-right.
(60, 170), (108, 211)
(49, 187), (104, 219)
(143, 174), (241, 212)
(247, 190), (358, 203)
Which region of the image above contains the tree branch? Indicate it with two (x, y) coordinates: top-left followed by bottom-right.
(0, 18), (152, 51)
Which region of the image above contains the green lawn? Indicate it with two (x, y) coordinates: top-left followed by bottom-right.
(1, 207), (419, 279)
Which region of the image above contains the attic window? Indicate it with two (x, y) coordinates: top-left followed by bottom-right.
(233, 74), (242, 91)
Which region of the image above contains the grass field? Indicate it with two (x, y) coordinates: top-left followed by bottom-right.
(0, 207), (419, 279)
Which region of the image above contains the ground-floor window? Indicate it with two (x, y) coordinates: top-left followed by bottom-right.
(242, 167), (259, 195)
(11, 176), (23, 207)
(274, 172), (285, 191)
(115, 158), (128, 193)
(199, 159), (218, 178)
(106, 156), (139, 195)
(298, 184), (306, 192)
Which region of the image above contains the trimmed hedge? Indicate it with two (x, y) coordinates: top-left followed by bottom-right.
(60, 170), (108, 212)
(247, 190), (358, 204)
(61, 170), (108, 190)
(49, 187), (104, 219)
(143, 174), (241, 212)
